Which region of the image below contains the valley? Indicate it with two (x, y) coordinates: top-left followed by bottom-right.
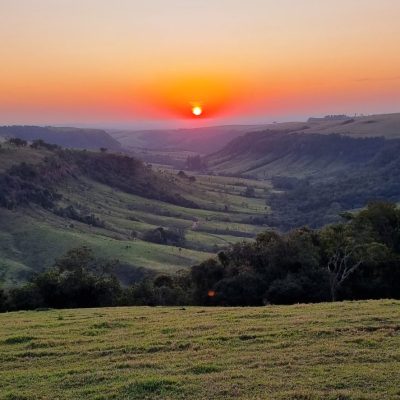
(0, 141), (268, 286)
(1, 113), (400, 285)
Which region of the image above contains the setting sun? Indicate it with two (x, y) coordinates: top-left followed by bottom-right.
(192, 106), (202, 117)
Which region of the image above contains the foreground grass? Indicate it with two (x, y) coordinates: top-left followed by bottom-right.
(1, 300), (399, 399)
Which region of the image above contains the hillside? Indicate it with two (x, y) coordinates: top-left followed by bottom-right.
(0, 300), (399, 399)
(205, 113), (400, 178)
(0, 126), (122, 151)
(207, 131), (386, 178)
(304, 112), (400, 138)
(206, 127), (400, 229)
(116, 113), (400, 169)
(109, 113), (400, 156)
(108, 124), (271, 154)
(0, 142), (269, 285)
(265, 140), (400, 229)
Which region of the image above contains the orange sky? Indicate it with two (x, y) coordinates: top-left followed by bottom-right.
(1, 0), (400, 127)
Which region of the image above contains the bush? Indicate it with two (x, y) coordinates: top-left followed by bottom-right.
(0, 288), (7, 312)
(143, 227), (186, 246)
(7, 138), (27, 147)
(7, 284), (44, 311)
(30, 139), (59, 150)
(4, 247), (123, 311)
(54, 206), (105, 227)
(243, 186), (255, 197)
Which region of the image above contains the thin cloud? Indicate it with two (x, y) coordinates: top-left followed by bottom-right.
(355, 76), (400, 82)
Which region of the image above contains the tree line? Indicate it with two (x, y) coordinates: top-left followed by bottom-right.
(1, 202), (399, 311)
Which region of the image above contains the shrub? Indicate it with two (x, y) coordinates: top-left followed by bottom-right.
(243, 186), (255, 197)
(30, 139), (59, 150)
(143, 227), (186, 246)
(7, 138), (27, 147)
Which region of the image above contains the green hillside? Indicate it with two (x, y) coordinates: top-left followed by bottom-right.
(206, 131), (386, 179)
(205, 130), (400, 229)
(0, 142), (268, 285)
(0, 300), (399, 399)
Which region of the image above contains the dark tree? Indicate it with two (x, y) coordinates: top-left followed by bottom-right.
(7, 137), (27, 147)
(243, 186), (255, 197)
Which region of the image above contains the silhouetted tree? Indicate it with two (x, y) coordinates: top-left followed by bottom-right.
(243, 186), (255, 197)
(7, 138), (27, 147)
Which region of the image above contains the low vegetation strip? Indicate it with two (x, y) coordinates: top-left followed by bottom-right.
(0, 300), (399, 399)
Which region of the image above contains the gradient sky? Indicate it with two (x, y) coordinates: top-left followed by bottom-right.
(1, 0), (400, 128)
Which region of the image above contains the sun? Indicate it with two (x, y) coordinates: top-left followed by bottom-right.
(192, 106), (202, 116)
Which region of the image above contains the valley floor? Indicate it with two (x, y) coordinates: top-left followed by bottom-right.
(0, 300), (399, 399)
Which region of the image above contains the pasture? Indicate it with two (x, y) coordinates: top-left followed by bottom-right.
(0, 300), (399, 399)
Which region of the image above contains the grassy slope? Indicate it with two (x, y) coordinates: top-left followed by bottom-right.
(206, 113), (400, 179)
(0, 209), (210, 285)
(0, 300), (399, 399)
(207, 133), (386, 179)
(0, 146), (268, 284)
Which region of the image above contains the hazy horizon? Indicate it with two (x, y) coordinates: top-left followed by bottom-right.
(2, 109), (399, 131)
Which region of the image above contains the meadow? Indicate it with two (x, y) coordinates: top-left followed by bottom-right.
(0, 300), (399, 399)
(0, 143), (268, 285)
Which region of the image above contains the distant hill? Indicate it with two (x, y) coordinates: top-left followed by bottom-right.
(108, 112), (400, 156)
(0, 126), (122, 150)
(206, 112), (400, 177)
(108, 124), (272, 154)
(304, 112), (400, 138)
(206, 131), (386, 178)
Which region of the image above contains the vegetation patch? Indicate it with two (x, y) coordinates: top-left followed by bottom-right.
(4, 336), (35, 345)
(161, 327), (177, 334)
(238, 334), (258, 341)
(189, 364), (221, 374)
(3, 394), (31, 400)
(91, 321), (128, 330)
(121, 378), (181, 399)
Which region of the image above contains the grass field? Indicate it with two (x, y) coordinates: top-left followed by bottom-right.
(0, 300), (399, 399)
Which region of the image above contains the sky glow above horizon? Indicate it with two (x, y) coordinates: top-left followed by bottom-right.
(1, 0), (400, 128)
